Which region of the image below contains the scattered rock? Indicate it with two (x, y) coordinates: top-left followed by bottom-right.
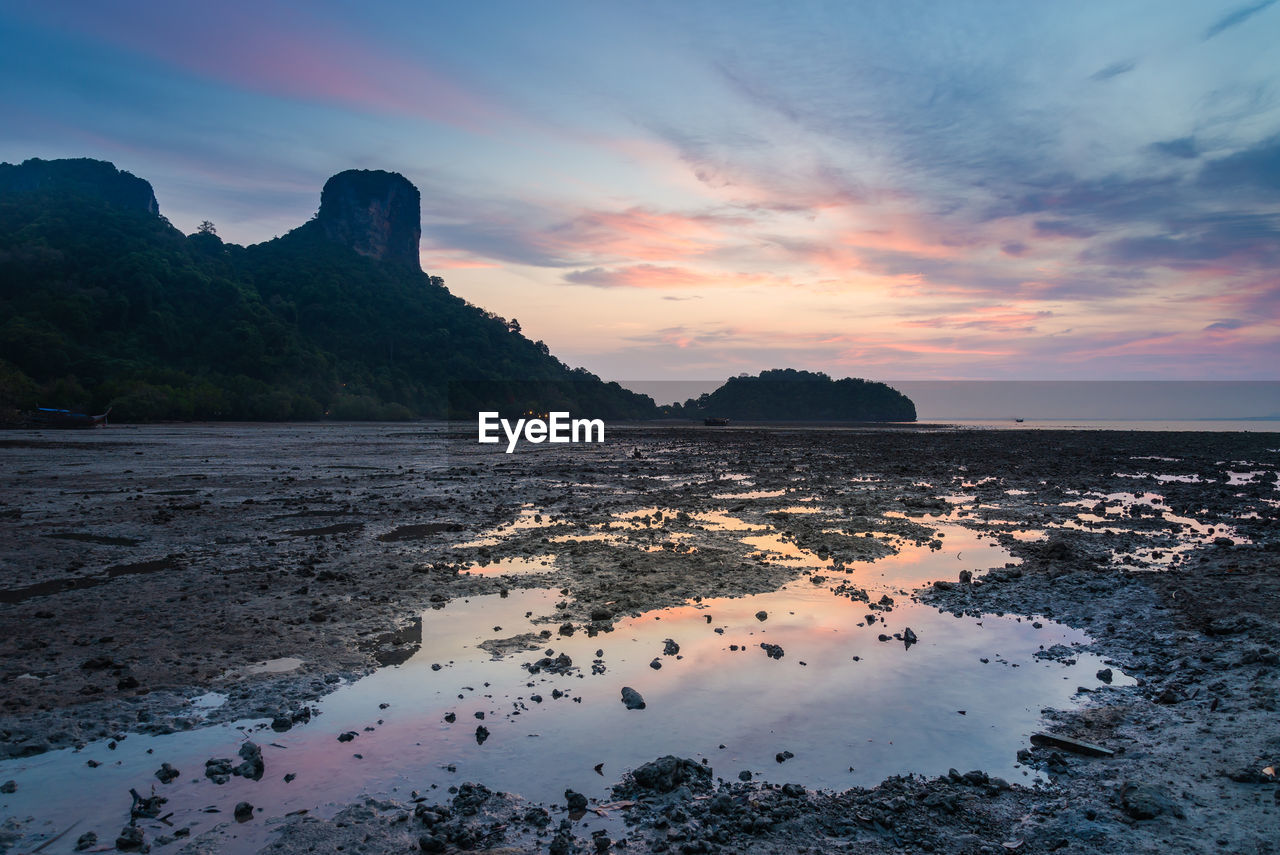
(115, 825), (145, 852)
(234, 801), (254, 822)
(235, 741), (264, 780)
(155, 762), (179, 784)
(622, 755), (711, 794)
(621, 687), (646, 710)
(1120, 782), (1184, 820)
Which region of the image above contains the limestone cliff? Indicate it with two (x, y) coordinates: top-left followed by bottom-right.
(315, 169), (421, 269)
(0, 157), (158, 216)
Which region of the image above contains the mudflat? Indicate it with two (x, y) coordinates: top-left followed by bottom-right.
(0, 423), (1276, 853)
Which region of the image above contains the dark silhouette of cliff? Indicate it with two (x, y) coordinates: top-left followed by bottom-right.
(0, 157), (655, 421)
(0, 158), (157, 216)
(312, 169), (422, 268)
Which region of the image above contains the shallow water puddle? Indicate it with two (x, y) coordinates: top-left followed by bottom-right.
(713, 488), (787, 500)
(463, 555), (559, 578)
(452, 504), (568, 548)
(0, 535), (1127, 853)
(1059, 491), (1249, 567)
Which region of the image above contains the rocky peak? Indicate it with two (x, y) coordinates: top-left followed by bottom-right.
(0, 158), (158, 216)
(316, 169), (421, 269)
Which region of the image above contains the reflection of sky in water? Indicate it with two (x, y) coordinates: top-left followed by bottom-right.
(0, 534), (1133, 852)
(463, 555), (559, 577)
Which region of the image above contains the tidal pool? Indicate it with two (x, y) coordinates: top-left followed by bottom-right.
(0, 528), (1127, 853)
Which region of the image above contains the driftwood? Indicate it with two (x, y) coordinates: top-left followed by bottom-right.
(1030, 732), (1114, 757)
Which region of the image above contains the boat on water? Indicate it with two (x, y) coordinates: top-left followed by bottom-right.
(703, 417), (730, 426)
(31, 406), (111, 428)
(1014, 417), (1025, 423)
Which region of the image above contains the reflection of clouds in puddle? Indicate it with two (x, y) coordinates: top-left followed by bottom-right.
(769, 505), (826, 515)
(452, 504), (567, 548)
(1115, 472), (1204, 483)
(692, 510), (765, 532)
(741, 534), (831, 568)
(2, 580), (1131, 846)
(464, 556), (559, 578)
(713, 488), (787, 500)
(1057, 491), (1249, 568)
(237, 657), (304, 676)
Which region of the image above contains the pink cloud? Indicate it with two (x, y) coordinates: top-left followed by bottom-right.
(564, 264), (790, 290)
(544, 207), (753, 263)
(39, 4), (498, 130)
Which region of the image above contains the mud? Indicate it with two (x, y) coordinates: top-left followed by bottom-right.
(0, 423), (1277, 853)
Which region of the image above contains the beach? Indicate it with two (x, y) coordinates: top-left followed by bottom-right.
(0, 423), (1277, 853)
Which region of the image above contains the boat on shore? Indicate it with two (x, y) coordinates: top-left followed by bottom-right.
(703, 417), (730, 426)
(30, 406), (111, 428)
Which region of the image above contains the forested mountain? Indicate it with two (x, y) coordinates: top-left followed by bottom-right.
(672, 369), (916, 422)
(0, 158), (657, 422)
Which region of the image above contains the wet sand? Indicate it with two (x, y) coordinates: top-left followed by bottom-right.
(0, 423), (1276, 853)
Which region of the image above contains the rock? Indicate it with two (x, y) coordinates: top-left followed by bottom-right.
(959, 569), (973, 584)
(337, 731), (357, 742)
(418, 835), (447, 853)
(663, 638), (680, 656)
(775, 750), (794, 763)
(155, 762), (179, 784)
(526, 653), (574, 675)
(444, 712), (456, 722)
(565, 789), (588, 811)
(235, 741), (264, 780)
(902, 627), (918, 647)
(204, 757), (234, 784)
(1096, 668), (1113, 683)
(0, 779), (13, 793)
(270, 714), (294, 732)
(234, 801), (254, 821)
(129, 788), (166, 820)
(74, 831), (97, 851)
(590, 607), (613, 621)
(760, 643), (784, 659)
(649, 658), (662, 670)
(475, 725), (489, 745)
(115, 825), (145, 851)
(738, 770), (752, 781)
(625, 755), (712, 794)
(316, 169), (421, 268)
(1120, 782), (1184, 820)
(621, 687), (646, 710)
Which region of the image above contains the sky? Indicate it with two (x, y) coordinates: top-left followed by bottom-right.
(2, 0), (1278, 384)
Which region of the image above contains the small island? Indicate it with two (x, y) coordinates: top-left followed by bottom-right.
(670, 369), (916, 422)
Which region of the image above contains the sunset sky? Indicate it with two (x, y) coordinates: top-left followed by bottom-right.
(2, 0), (1278, 383)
